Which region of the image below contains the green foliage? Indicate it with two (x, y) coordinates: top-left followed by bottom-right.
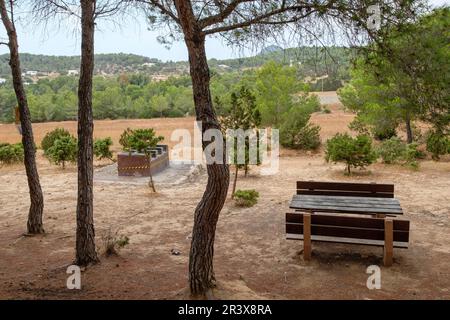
(119, 128), (163, 154)
(325, 133), (377, 174)
(377, 137), (425, 168)
(0, 143), (24, 164)
(255, 61), (306, 127)
(279, 106), (321, 150)
(233, 189), (259, 207)
(322, 106), (331, 114)
(1, 47), (352, 123)
(338, 70), (401, 141)
(41, 128), (72, 154)
(340, 8), (450, 141)
(377, 137), (406, 164)
(94, 137), (113, 160)
(426, 131), (450, 160)
(46, 135), (77, 168)
(220, 85), (262, 173)
(101, 228), (130, 257)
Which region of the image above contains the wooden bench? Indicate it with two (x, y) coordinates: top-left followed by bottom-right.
(287, 181), (410, 266)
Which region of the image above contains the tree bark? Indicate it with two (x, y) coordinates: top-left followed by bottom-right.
(231, 165), (238, 199)
(405, 112), (413, 144)
(0, 0), (44, 234)
(174, 0), (230, 296)
(75, 0), (99, 266)
(148, 155), (156, 192)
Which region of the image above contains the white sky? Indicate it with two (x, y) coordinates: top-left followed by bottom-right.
(0, 0), (448, 61)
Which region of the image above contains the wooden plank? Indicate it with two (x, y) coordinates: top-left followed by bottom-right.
(286, 234), (408, 248)
(297, 181), (394, 193)
(294, 194), (400, 204)
(384, 219), (394, 266)
(289, 202), (403, 215)
(297, 190), (394, 198)
(290, 201), (402, 212)
(286, 223), (409, 242)
(303, 213), (311, 261)
(286, 213), (410, 231)
(293, 200), (402, 210)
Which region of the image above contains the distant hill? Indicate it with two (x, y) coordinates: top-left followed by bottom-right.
(0, 46), (353, 90)
(259, 45), (283, 55)
(0, 53), (164, 76)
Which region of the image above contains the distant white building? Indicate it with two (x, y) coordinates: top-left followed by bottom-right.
(25, 70), (38, 76)
(67, 69), (79, 76)
(142, 62), (156, 67)
(218, 64), (230, 69)
(0, 78), (6, 84)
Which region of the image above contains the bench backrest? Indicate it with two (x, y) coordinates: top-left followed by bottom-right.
(297, 181), (394, 198)
(286, 212), (409, 244)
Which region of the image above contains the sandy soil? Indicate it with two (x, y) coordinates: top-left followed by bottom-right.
(0, 101), (449, 300)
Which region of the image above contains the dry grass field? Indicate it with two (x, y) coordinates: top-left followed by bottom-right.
(0, 97), (449, 299)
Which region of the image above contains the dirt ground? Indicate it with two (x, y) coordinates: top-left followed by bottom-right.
(0, 97), (449, 300)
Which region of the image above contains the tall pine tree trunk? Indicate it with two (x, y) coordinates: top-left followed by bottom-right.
(0, 0), (44, 234)
(231, 166), (238, 199)
(175, 0), (230, 296)
(75, 0), (98, 266)
(405, 112), (413, 144)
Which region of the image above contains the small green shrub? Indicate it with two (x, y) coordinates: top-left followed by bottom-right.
(94, 137), (113, 160)
(119, 128), (163, 153)
(46, 135), (77, 168)
(377, 137), (425, 169)
(0, 143), (24, 164)
(373, 127), (397, 141)
(101, 228), (130, 256)
(322, 106), (331, 114)
(41, 128), (71, 154)
(377, 137), (406, 164)
(426, 131), (450, 160)
(280, 108), (321, 150)
(234, 189), (259, 207)
(325, 133), (377, 174)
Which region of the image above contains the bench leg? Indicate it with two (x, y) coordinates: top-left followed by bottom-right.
(383, 218), (393, 267)
(303, 213), (312, 261)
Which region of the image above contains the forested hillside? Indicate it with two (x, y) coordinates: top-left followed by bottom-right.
(0, 46), (351, 88)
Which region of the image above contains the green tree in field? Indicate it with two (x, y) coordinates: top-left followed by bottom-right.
(339, 8), (450, 143)
(279, 94), (321, 150)
(46, 135), (77, 169)
(219, 85), (261, 198)
(94, 137), (114, 161)
(0, 143), (24, 165)
(119, 128), (163, 192)
(255, 61), (304, 127)
(325, 133), (377, 175)
(41, 128), (72, 155)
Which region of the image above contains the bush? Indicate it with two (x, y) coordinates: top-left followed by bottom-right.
(101, 228), (130, 256)
(426, 131), (450, 160)
(234, 189), (259, 207)
(403, 143), (425, 169)
(0, 143), (24, 164)
(41, 128), (72, 154)
(280, 108), (321, 150)
(46, 135), (77, 168)
(94, 137), (113, 160)
(377, 137), (406, 164)
(377, 137), (425, 168)
(373, 127), (397, 141)
(325, 133), (377, 174)
(119, 128), (163, 153)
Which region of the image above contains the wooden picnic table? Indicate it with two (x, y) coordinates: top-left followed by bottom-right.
(289, 194), (403, 215)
